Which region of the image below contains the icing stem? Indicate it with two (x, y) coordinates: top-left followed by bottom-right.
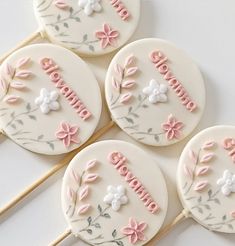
(184, 149), (202, 196)
(5, 107), (39, 128)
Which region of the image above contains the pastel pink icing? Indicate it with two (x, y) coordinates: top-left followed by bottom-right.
(110, 0), (131, 21)
(150, 50), (197, 112)
(162, 114), (184, 140)
(121, 218), (147, 244)
(96, 24), (119, 49)
(108, 152), (160, 214)
(55, 122), (80, 148)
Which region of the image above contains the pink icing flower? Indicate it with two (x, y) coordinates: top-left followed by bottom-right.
(162, 114), (184, 140)
(54, 0), (69, 9)
(121, 218), (147, 244)
(56, 122), (80, 148)
(95, 24), (119, 49)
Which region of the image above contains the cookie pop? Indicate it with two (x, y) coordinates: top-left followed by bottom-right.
(0, 38), (205, 219)
(147, 126), (235, 245)
(0, 0), (141, 63)
(51, 140), (168, 245)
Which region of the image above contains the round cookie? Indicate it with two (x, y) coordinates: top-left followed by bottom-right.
(62, 140), (168, 245)
(105, 38), (206, 146)
(177, 126), (235, 233)
(34, 0), (140, 56)
(0, 44), (102, 155)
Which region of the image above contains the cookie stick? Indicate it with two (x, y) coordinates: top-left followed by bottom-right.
(50, 140), (168, 246)
(0, 43), (103, 214)
(0, 38), (206, 216)
(148, 126), (235, 245)
(0, 31), (41, 65)
(0, 121), (115, 216)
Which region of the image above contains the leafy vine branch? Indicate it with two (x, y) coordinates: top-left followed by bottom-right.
(46, 8), (81, 31)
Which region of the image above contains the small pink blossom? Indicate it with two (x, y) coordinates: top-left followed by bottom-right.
(162, 114), (184, 140)
(121, 218), (147, 244)
(54, 0), (69, 9)
(56, 122), (80, 148)
(95, 24), (119, 49)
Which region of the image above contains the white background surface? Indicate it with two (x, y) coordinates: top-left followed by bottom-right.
(0, 1), (235, 245)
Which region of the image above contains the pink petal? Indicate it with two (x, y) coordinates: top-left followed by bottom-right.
(200, 153), (215, 163)
(4, 95), (20, 104)
(202, 141), (216, 150)
(189, 149), (197, 164)
(109, 30), (119, 38)
(124, 54), (135, 67)
(77, 204), (91, 215)
(15, 70), (32, 79)
(71, 169), (80, 183)
(121, 227), (135, 236)
(101, 38), (109, 49)
(86, 159), (97, 171)
(108, 37), (117, 47)
(114, 64), (124, 77)
(79, 186), (89, 201)
(196, 166), (210, 176)
(67, 187), (75, 202)
(95, 31), (106, 39)
(137, 222), (147, 231)
(130, 232), (138, 244)
(70, 134), (80, 144)
(162, 123), (171, 131)
(54, 0), (69, 9)
(84, 173), (99, 183)
(166, 129), (175, 140)
(121, 80), (136, 89)
(184, 164), (193, 179)
(69, 125), (79, 135)
(16, 57), (31, 68)
(56, 131), (68, 139)
(120, 93), (132, 104)
(61, 122), (70, 132)
(112, 77), (120, 91)
(63, 135), (71, 148)
(125, 67), (138, 77)
(173, 129), (181, 139)
(129, 218), (138, 229)
(5, 63), (15, 78)
(231, 211), (235, 218)
(137, 231), (146, 241)
(103, 23), (111, 34)
(194, 181), (209, 192)
(174, 122), (184, 130)
(0, 77), (7, 91)
(10, 81), (26, 90)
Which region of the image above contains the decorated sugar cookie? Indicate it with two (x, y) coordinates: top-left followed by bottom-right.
(34, 0), (140, 56)
(105, 38), (206, 146)
(62, 140), (168, 245)
(0, 44), (101, 155)
(178, 126), (235, 233)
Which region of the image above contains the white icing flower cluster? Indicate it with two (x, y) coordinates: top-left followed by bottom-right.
(103, 185), (128, 211)
(143, 79), (168, 104)
(78, 0), (102, 16)
(35, 88), (60, 114)
(217, 170), (235, 196)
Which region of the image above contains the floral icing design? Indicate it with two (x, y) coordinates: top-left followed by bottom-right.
(103, 185), (128, 211)
(0, 57), (33, 104)
(143, 79), (168, 104)
(55, 122), (80, 148)
(35, 88), (60, 114)
(110, 54), (138, 106)
(162, 114), (184, 140)
(181, 140), (235, 231)
(78, 0), (102, 16)
(217, 170), (235, 196)
(121, 218), (147, 244)
(95, 24), (119, 49)
(223, 138), (235, 163)
(66, 160), (99, 218)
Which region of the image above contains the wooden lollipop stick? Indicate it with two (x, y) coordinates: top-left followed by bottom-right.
(0, 31), (42, 65)
(146, 210), (187, 246)
(49, 229), (72, 246)
(0, 121), (115, 217)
